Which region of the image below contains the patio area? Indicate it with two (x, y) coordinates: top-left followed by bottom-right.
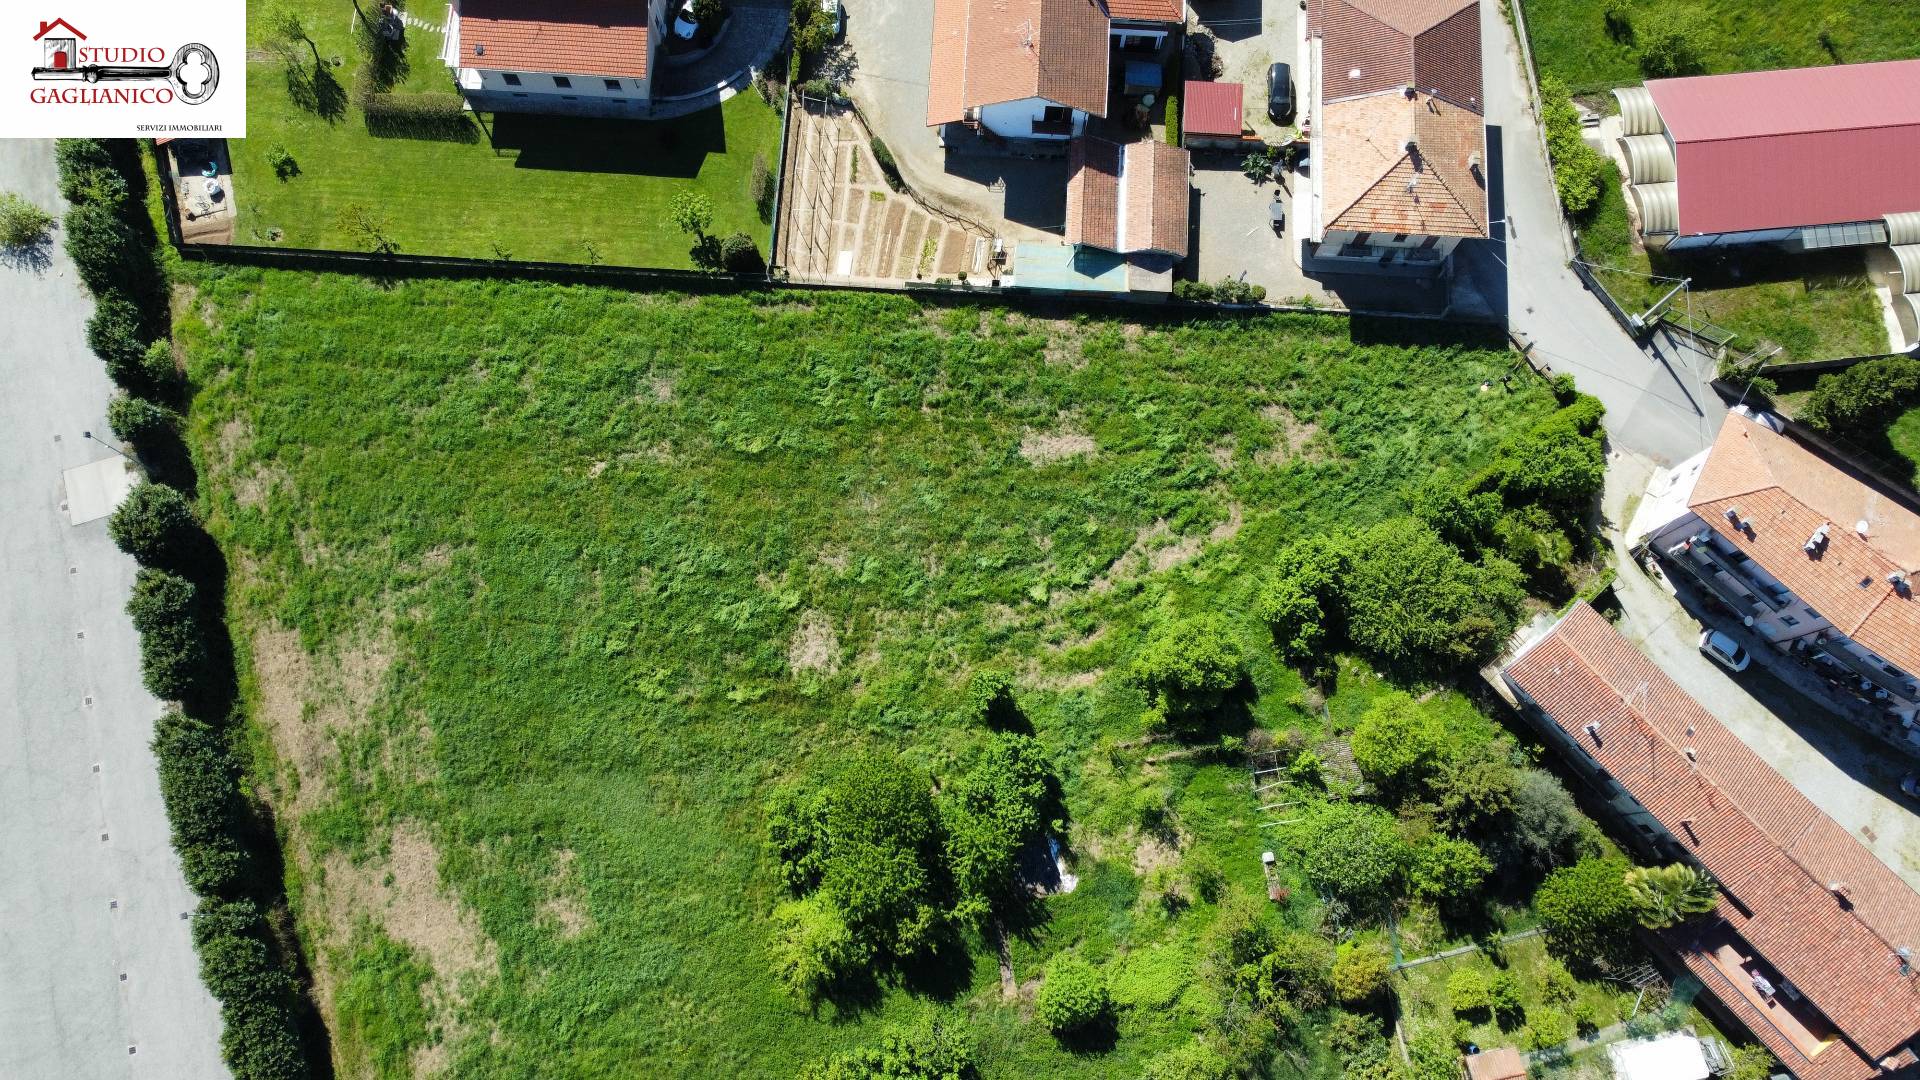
(162, 138), (234, 246)
(1678, 922), (1840, 1063)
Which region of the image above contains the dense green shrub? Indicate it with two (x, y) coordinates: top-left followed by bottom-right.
(941, 733), (1050, 920)
(54, 139), (128, 207)
(765, 754), (949, 985)
(108, 395), (182, 446)
(1256, 533), (1348, 660)
(85, 293), (152, 384)
(1140, 1042), (1233, 1080)
(1538, 75), (1611, 218)
(108, 482), (198, 565)
(749, 152), (774, 219)
(1173, 279), (1215, 302)
(63, 202), (144, 295)
(191, 899), (306, 1080)
(1536, 956), (1578, 1006)
(0, 192), (56, 248)
(1407, 833), (1494, 906)
(142, 338), (178, 383)
(964, 668), (1019, 727)
(1488, 970), (1524, 1024)
(1332, 938), (1392, 1006)
(1287, 800), (1406, 906)
(1488, 768), (1597, 872)
(770, 894), (864, 1001)
(791, 0), (837, 57)
(1035, 954), (1111, 1033)
(1801, 356), (1920, 434)
(720, 231), (766, 274)
(1447, 967), (1491, 1013)
(1341, 516), (1526, 669)
(152, 710), (246, 894)
(1535, 855), (1637, 959)
(1350, 691), (1451, 796)
(1248, 930), (1336, 1010)
(1487, 396), (1607, 525)
(127, 569), (206, 700)
(1128, 613), (1247, 722)
(1165, 96), (1180, 145)
(801, 1022), (978, 1080)
(1523, 1006), (1575, 1051)
(1637, 3), (1713, 76)
(869, 137), (903, 192)
(1725, 1045), (1777, 1080)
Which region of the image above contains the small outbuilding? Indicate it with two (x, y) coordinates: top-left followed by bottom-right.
(1463, 1046), (1526, 1080)
(1607, 1034), (1710, 1080)
(1182, 80), (1249, 149)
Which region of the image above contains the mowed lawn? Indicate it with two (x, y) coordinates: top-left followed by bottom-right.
(1521, 0), (1920, 94)
(231, 0), (780, 266)
(177, 273), (1566, 1078)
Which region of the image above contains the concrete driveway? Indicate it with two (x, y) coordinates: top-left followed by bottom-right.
(840, 0), (1062, 241)
(1191, 0), (1302, 145)
(1604, 453), (1920, 891)
(0, 140), (227, 1078)
(1188, 155), (1332, 303)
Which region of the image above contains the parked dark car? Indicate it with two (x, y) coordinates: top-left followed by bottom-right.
(1267, 62), (1294, 123)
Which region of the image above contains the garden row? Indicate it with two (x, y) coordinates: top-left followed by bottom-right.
(57, 139), (314, 1080)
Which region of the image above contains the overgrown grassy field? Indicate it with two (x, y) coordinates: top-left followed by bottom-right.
(231, 0), (779, 266)
(1577, 176), (1888, 361)
(1521, 0), (1920, 94)
(178, 274), (1584, 1077)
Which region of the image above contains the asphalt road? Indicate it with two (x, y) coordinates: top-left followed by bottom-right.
(0, 140), (228, 1078)
(1460, 0), (1723, 466)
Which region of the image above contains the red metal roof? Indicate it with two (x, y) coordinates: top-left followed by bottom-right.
(456, 0), (654, 81)
(1504, 604), (1920, 1068)
(1646, 60), (1920, 235)
(1182, 80), (1243, 137)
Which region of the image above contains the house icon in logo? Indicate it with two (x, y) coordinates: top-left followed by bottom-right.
(33, 18), (86, 71)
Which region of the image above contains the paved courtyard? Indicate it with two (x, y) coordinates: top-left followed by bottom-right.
(1603, 452), (1920, 892)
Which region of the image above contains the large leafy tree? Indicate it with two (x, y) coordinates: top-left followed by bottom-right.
(1535, 856), (1637, 960)
(1624, 863), (1718, 928)
(1127, 613), (1247, 722)
(1350, 692), (1452, 798)
(941, 733), (1050, 921)
(1287, 800), (1407, 907)
(1341, 517), (1527, 670)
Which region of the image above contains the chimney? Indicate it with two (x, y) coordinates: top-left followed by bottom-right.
(1830, 881), (1852, 899)
(1684, 747), (1698, 762)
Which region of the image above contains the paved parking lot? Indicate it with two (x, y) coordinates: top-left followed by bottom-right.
(1604, 452), (1920, 891)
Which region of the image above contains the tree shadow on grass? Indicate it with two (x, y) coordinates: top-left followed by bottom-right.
(286, 61), (348, 123)
(490, 108), (729, 178)
(1053, 1014), (1120, 1055)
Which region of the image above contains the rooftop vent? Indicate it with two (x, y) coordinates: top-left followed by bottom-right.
(1468, 151), (1481, 173)
(1858, 519), (1872, 539)
(1901, 946), (1914, 976)
(1724, 507), (1740, 523)
(1584, 722), (1601, 743)
(1348, 67), (1362, 80)
(1405, 176), (1418, 193)
(473, 43), (484, 56)
(1830, 881), (1851, 898)
(1684, 747), (1698, 762)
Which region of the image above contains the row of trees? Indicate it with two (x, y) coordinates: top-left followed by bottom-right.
(58, 140), (312, 1080)
(1538, 76), (1613, 219)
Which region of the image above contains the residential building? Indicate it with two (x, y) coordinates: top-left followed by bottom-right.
(1504, 603), (1920, 1080)
(926, 0), (1111, 140)
(1613, 60), (1920, 253)
(1300, 0), (1488, 272)
(441, 0), (669, 118)
(1627, 409), (1920, 727)
(1064, 138), (1191, 260)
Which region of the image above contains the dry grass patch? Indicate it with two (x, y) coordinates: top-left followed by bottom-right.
(787, 610), (841, 675)
(1019, 427), (1097, 465)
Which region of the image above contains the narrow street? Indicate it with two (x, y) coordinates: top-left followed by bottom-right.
(0, 140), (227, 1079)
(1461, 0), (1723, 467)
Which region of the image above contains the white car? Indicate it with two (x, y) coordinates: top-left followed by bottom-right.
(1699, 629), (1751, 673)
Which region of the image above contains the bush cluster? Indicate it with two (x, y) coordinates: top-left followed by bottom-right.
(1126, 613), (1247, 725)
(869, 137), (903, 192)
(0, 191), (56, 249)
(1801, 355), (1920, 435)
(55, 139), (168, 392)
(1174, 278), (1268, 304)
(768, 736), (1055, 1001)
(801, 1022), (978, 1080)
(1538, 75), (1611, 219)
(192, 898), (306, 1080)
(1165, 96), (1180, 146)
(126, 568), (207, 700)
(1259, 394), (1605, 674)
(1035, 954), (1112, 1033)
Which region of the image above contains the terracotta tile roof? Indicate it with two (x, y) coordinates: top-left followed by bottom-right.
(1106, 0), (1183, 23)
(1686, 413), (1920, 681)
(1464, 1048), (1527, 1080)
(926, 0), (1111, 126)
(1504, 604), (1920, 1066)
(1182, 80), (1245, 138)
(1310, 0), (1485, 238)
(1065, 138), (1190, 257)
(455, 0), (654, 81)
(1320, 89), (1486, 235)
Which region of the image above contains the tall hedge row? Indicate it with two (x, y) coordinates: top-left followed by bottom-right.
(59, 139), (311, 1080)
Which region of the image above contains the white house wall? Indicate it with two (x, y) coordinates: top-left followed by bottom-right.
(978, 98), (1086, 140)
